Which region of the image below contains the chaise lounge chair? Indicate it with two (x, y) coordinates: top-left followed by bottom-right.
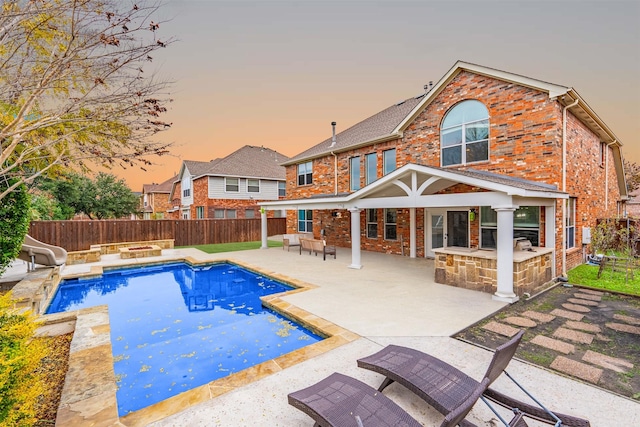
(357, 330), (590, 426)
(18, 235), (68, 271)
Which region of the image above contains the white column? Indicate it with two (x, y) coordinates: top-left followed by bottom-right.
(545, 203), (556, 277)
(409, 207), (416, 258)
(349, 208), (363, 269)
(260, 208), (268, 249)
(494, 207), (518, 302)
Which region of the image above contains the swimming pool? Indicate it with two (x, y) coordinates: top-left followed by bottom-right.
(46, 262), (323, 415)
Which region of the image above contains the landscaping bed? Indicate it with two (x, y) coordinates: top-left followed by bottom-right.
(455, 284), (640, 400)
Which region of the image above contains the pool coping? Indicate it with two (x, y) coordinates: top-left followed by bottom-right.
(49, 256), (360, 426)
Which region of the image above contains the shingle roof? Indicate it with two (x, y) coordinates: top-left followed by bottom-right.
(142, 175), (178, 194)
(283, 96), (423, 165)
(185, 146), (289, 180)
(442, 167), (563, 193)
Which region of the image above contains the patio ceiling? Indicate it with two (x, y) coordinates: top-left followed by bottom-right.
(261, 164), (568, 211)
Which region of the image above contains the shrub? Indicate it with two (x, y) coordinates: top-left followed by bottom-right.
(0, 180), (30, 275)
(0, 293), (46, 426)
(591, 218), (636, 257)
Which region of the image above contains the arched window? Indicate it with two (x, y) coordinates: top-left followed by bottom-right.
(441, 100), (489, 166)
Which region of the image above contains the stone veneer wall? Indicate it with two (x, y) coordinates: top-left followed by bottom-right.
(434, 252), (553, 297)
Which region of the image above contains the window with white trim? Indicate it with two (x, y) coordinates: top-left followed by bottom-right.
(225, 177), (239, 192)
(566, 198), (576, 249)
(365, 153), (377, 185)
(441, 100), (489, 166)
(182, 188), (190, 197)
(383, 149), (396, 175)
(298, 209), (313, 232)
(245, 209), (255, 218)
(196, 206), (205, 219)
(350, 156), (361, 191)
(367, 209), (378, 238)
(214, 209), (225, 219)
(226, 209), (236, 219)
(247, 179), (260, 193)
(278, 181), (286, 197)
(384, 208), (397, 240)
(297, 161), (313, 186)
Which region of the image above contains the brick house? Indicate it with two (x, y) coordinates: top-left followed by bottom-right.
(168, 145), (289, 220)
(140, 175), (177, 219)
(259, 61), (627, 302)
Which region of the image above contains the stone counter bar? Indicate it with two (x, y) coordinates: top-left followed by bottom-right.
(433, 247), (554, 297)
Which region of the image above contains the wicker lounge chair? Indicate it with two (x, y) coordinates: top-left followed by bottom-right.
(357, 330), (590, 426)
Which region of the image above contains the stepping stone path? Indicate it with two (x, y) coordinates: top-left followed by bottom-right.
(582, 350), (633, 373)
(481, 321), (520, 337)
(521, 310), (555, 323)
(567, 298), (599, 307)
(503, 316), (536, 328)
(553, 327), (594, 344)
(550, 308), (584, 321)
(561, 303), (590, 313)
(530, 335), (575, 354)
(613, 313), (640, 326)
(564, 320), (601, 334)
(476, 286), (638, 387)
(550, 356), (603, 384)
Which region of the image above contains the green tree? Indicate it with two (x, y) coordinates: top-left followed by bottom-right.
(0, 0), (175, 201)
(46, 172), (138, 219)
(28, 192), (64, 221)
(0, 179), (30, 275)
(624, 159), (640, 193)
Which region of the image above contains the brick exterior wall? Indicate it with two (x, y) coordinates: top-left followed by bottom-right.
(283, 71), (621, 275)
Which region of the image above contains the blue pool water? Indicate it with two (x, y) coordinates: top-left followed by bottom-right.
(46, 262), (323, 415)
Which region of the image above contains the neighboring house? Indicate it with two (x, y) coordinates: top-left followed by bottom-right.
(168, 145), (289, 220)
(626, 188), (640, 218)
(260, 61), (627, 302)
(140, 176), (177, 219)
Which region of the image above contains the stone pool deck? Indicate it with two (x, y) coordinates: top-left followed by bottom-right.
(20, 244), (640, 425)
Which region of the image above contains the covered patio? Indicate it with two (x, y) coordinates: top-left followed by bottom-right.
(260, 164), (567, 303)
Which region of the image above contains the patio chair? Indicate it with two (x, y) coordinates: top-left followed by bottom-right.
(18, 235), (68, 271)
(357, 330), (590, 427)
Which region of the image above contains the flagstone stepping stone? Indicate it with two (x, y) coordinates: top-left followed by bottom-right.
(553, 327), (594, 344)
(613, 313), (640, 326)
(562, 303), (590, 313)
(577, 289), (604, 295)
(521, 310), (555, 323)
(482, 321), (520, 337)
(564, 321), (601, 333)
(567, 298), (599, 307)
(582, 350), (633, 373)
(530, 335), (575, 354)
(550, 309), (584, 321)
(503, 316), (536, 328)
(605, 322), (640, 335)
(573, 293), (602, 301)
(550, 356), (602, 384)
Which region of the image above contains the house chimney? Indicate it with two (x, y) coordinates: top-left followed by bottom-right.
(330, 121), (337, 148)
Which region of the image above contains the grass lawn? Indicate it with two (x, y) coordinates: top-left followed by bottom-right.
(180, 240), (283, 253)
(568, 263), (640, 296)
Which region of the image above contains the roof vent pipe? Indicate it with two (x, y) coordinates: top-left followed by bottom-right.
(330, 121), (337, 148)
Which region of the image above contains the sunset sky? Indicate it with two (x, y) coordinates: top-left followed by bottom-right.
(117, 0), (640, 191)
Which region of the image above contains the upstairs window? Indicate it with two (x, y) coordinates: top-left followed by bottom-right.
(182, 188), (190, 197)
(297, 161), (313, 186)
(365, 153), (377, 185)
(383, 149), (396, 175)
(350, 156), (361, 191)
(441, 100), (489, 166)
(278, 181), (286, 197)
(247, 179), (260, 193)
(225, 177), (239, 192)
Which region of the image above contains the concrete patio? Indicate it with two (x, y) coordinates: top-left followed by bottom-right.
(8, 244), (640, 425)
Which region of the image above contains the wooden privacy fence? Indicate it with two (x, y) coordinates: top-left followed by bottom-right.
(28, 218), (287, 252)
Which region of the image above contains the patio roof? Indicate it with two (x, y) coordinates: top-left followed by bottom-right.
(261, 163), (567, 211)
